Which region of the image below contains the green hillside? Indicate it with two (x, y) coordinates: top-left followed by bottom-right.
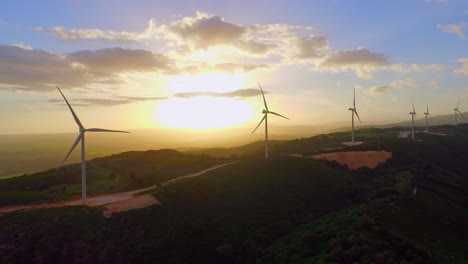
(0, 125), (467, 263)
(0, 149), (229, 206)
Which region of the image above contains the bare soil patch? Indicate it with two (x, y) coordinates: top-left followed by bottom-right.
(311, 150), (392, 170)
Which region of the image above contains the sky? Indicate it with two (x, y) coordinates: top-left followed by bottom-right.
(0, 0), (467, 135)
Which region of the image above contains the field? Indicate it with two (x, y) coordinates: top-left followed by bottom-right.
(0, 124), (467, 263)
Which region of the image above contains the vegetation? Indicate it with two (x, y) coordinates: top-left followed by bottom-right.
(0, 149), (229, 206)
(0, 124), (467, 263)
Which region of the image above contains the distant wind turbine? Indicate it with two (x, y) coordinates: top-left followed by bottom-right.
(409, 98), (416, 140)
(423, 103), (431, 132)
(56, 86), (129, 205)
(251, 83), (289, 158)
(348, 88), (361, 144)
(453, 98), (464, 126)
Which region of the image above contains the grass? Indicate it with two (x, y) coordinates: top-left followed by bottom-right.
(0, 149), (229, 206)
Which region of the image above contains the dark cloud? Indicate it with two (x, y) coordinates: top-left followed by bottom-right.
(67, 48), (174, 73)
(370, 78), (419, 94)
(174, 88), (265, 98)
(178, 63), (267, 75)
(321, 48), (388, 67)
(0, 45), (91, 91)
(295, 35), (328, 59)
(49, 95), (167, 106)
(0, 45), (173, 92)
(319, 48), (389, 79)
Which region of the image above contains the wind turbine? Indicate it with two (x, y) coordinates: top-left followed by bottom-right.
(409, 98), (416, 140)
(251, 83), (289, 158)
(348, 88), (361, 144)
(56, 86), (129, 205)
(423, 103), (431, 132)
(453, 98), (464, 126)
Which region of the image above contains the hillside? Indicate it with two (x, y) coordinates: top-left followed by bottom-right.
(0, 149), (229, 206)
(0, 124), (467, 263)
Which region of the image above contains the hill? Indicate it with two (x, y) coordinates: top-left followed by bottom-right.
(0, 124), (467, 263)
(0, 149), (229, 206)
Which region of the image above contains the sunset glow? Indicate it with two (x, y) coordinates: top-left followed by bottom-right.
(156, 96), (254, 129)
(0, 1), (466, 134)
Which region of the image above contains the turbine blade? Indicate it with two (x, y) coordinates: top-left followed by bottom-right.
(457, 98), (460, 109)
(57, 86), (84, 129)
(354, 110), (362, 123)
(268, 111), (290, 120)
(427, 104), (429, 114)
(258, 82), (268, 111)
(353, 88), (356, 108)
(251, 115), (266, 134)
(411, 97), (415, 113)
(57, 133), (82, 172)
(86, 128), (130, 133)
(457, 109), (465, 119)
(429, 113), (432, 118)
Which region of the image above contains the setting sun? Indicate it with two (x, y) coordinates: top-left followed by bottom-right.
(155, 96), (254, 129)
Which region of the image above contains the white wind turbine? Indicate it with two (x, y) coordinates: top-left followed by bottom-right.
(56, 86), (129, 205)
(348, 88), (361, 144)
(409, 98), (416, 140)
(251, 83), (289, 158)
(423, 103), (431, 132)
(453, 98), (464, 126)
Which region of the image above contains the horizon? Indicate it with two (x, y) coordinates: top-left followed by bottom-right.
(0, 1), (467, 135)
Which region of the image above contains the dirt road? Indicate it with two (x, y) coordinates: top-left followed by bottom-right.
(0, 161), (237, 215)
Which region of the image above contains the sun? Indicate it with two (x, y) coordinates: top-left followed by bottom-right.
(155, 71), (254, 129)
(156, 96), (254, 129)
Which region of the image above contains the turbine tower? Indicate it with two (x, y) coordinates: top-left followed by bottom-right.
(409, 98), (416, 140)
(348, 88), (361, 144)
(251, 83), (289, 158)
(56, 86), (129, 205)
(423, 104), (431, 132)
(453, 98), (464, 126)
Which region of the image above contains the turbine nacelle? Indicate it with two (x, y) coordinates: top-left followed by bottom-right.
(252, 82), (289, 158)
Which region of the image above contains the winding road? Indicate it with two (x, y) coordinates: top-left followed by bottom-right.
(0, 161), (238, 215)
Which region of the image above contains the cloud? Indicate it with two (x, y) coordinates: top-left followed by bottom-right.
(179, 63), (267, 75)
(371, 78), (419, 94)
(174, 88), (265, 98)
(294, 35), (329, 59)
(318, 48), (389, 79)
(0, 44), (91, 91)
(49, 95), (166, 106)
(169, 13), (245, 48)
(455, 57), (468, 75)
(0, 45), (173, 92)
(164, 12), (275, 55)
(436, 22), (466, 40)
(67, 47), (174, 73)
(390, 63), (446, 73)
(35, 19), (156, 42)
